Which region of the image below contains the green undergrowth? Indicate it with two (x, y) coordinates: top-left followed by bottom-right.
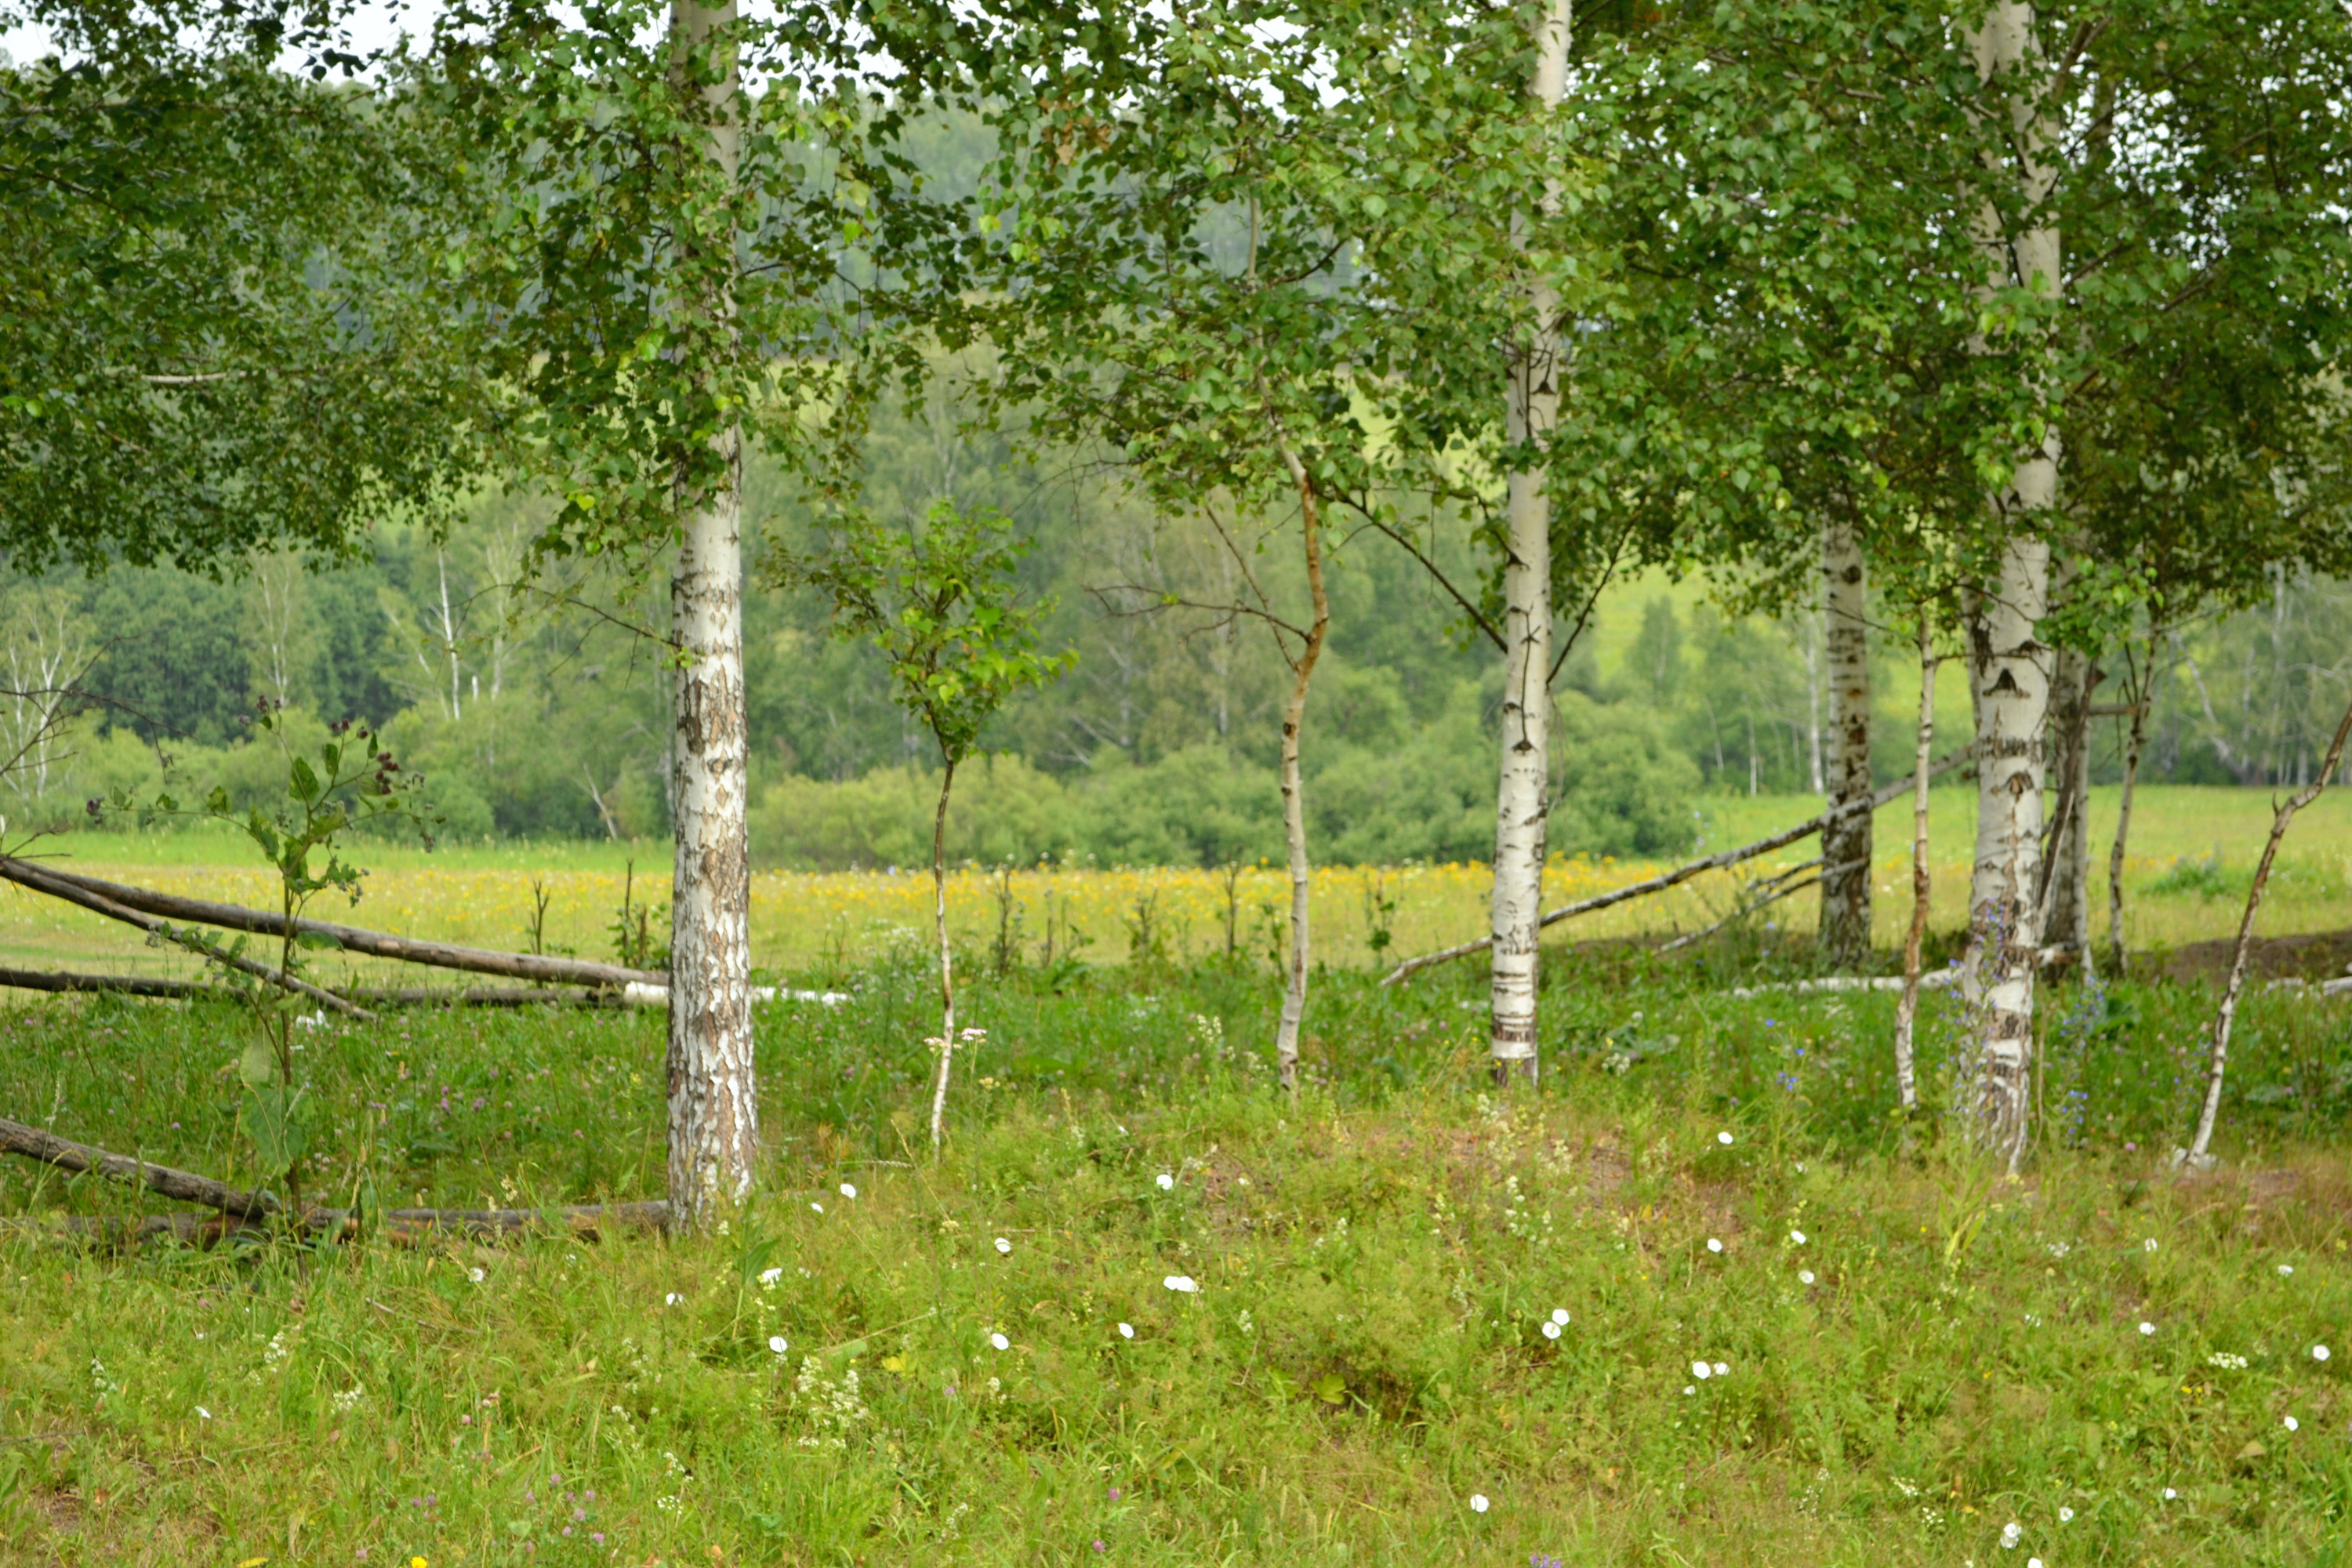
(3, 949), (2352, 1563)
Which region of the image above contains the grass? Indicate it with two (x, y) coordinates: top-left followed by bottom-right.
(8, 785), (2352, 983)
(5, 923), (2352, 1563)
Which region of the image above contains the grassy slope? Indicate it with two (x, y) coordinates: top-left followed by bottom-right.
(5, 948), (2352, 1563)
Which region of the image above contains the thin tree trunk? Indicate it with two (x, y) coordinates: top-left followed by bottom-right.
(2186, 691), (2352, 1164)
(1273, 447), (1332, 1094)
(1487, 0), (1573, 1089)
(1893, 622), (1937, 1111)
(2038, 635), (2098, 967)
(663, 0), (756, 1229)
(927, 757), (960, 1151)
(1964, 0), (2060, 1174)
(2107, 628), (2156, 976)
(1818, 521), (1872, 970)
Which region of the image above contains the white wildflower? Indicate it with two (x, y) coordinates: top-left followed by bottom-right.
(1541, 1321), (1562, 1341)
(811, 1202), (824, 1214)
(989, 1333), (1010, 1352)
(768, 1336), (788, 1356)
(2314, 1344), (2332, 1362)
(1118, 1323), (1134, 1339)
(1716, 1131), (1733, 1145)
(194, 1406), (212, 1420)
(1789, 1229), (1807, 1245)
(1691, 1361), (1712, 1380)
(2144, 1237), (2158, 1253)
(2000, 1521), (2021, 1549)
(1156, 1173), (1174, 1191)
(2278, 1263), (2295, 1276)
(2138, 1322), (2156, 1336)
(1468, 1494), (1489, 1513)
(665, 1292), (684, 1306)
(839, 1183), (858, 1200)
(1706, 1238), (1723, 1254)
(2058, 1506), (2074, 1523)
(2285, 1414), (2301, 1432)
(1798, 1269), (1817, 1286)
(468, 1267), (485, 1284)
(994, 1236), (1012, 1254)
(1163, 1275), (1199, 1294)
(1551, 1308), (1570, 1326)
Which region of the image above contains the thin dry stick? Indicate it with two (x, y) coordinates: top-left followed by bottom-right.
(2183, 688), (2352, 1165)
(1382, 746), (1973, 985)
(0, 967), (229, 1002)
(1892, 625), (1939, 1112)
(2106, 626), (2158, 977)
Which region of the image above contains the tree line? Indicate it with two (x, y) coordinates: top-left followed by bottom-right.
(5, 0), (2351, 1216)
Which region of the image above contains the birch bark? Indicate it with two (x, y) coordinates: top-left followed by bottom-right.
(1487, 0), (1572, 1087)
(1274, 445), (1331, 1094)
(2106, 630), (2157, 975)
(1962, 0), (2060, 1172)
(1817, 521), (1872, 970)
(663, 0), (757, 1228)
(1892, 622), (1936, 1111)
(2040, 639), (2097, 965)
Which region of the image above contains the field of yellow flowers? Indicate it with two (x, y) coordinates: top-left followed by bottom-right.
(3, 786), (2347, 982)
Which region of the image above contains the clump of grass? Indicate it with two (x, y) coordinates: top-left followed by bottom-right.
(2, 957), (2350, 1560)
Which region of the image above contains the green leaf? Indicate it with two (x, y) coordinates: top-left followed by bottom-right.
(237, 1039), (279, 1088)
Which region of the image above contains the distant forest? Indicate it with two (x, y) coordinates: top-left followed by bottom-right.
(5, 389), (2347, 869)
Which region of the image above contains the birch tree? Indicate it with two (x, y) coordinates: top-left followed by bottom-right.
(1486, 0), (1573, 1088)
(421, 0), (891, 1226)
(771, 503), (1068, 1149)
(1817, 523), (1873, 970)
(971, 0), (1555, 1088)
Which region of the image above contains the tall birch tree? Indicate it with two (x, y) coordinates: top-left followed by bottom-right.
(1486, 0), (1573, 1087)
(422, 0), (892, 1226)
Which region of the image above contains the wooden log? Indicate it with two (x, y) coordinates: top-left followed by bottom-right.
(0, 967), (232, 1001)
(344, 985), (622, 1009)
(0, 857), (662, 989)
(9, 1201), (670, 1249)
(0, 858), (374, 1019)
(0, 1115), (274, 1218)
(1381, 745), (1975, 984)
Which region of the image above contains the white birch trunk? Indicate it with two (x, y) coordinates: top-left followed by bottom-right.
(1273, 446), (1331, 1094)
(927, 759), (959, 1149)
(2040, 640), (2097, 966)
(1817, 522), (1872, 970)
(2106, 629), (2157, 975)
(1892, 622), (1936, 1111)
(1486, 0), (1572, 1087)
(1962, 0), (2060, 1173)
(1963, 539), (2053, 1171)
(664, 0), (757, 1228)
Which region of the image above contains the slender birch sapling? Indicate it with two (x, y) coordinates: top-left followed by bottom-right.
(1892, 618), (1940, 1113)
(773, 503), (1069, 1150)
(2183, 691), (2352, 1167)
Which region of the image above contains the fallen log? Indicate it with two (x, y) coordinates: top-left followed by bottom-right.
(0, 1114), (672, 1241)
(0, 1114), (273, 1218)
(0, 856), (664, 990)
(345, 985), (622, 1009)
(8, 1201), (670, 1249)
(0, 966), (233, 1002)
(0, 858), (373, 1019)
(1381, 745), (1973, 985)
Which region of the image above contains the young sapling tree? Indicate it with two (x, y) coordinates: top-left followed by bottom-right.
(773, 502), (1070, 1149)
(104, 704), (433, 1212)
